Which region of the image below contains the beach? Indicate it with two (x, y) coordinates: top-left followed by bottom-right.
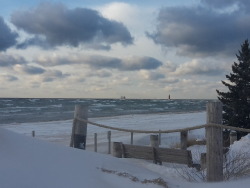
(2, 112), (206, 150)
(1, 109), (250, 187)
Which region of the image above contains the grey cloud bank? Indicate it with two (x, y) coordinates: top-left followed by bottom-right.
(21, 65), (46, 75)
(147, 0), (250, 57)
(0, 17), (18, 51)
(0, 54), (27, 67)
(35, 55), (163, 71)
(11, 2), (133, 50)
(0, 0), (249, 98)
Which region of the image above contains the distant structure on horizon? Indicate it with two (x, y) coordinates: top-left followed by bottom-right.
(168, 94), (171, 100)
(120, 96), (126, 100)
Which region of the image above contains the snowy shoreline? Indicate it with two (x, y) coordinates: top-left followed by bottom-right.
(1, 111), (250, 188)
(2, 112), (206, 147)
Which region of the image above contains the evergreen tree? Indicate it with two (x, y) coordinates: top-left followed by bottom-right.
(217, 40), (250, 139)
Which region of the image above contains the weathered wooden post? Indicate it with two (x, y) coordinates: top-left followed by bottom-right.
(130, 132), (134, 145)
(180, 131), (188, 150)
(70, 105), (88, 149)
(230, 131), (237, 145)
(200, 153), (206, 170)
(150, 135), (159, 148)
(94, 133), (97, 152)
(158, 130), (161, 145)
(206, 102), (223, 182)
(112, 142), (123, 158)
(32, 130), (35, 137)
(108, 131), (111, 154)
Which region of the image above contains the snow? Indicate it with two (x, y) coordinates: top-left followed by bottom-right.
(1, 112), (250, 188)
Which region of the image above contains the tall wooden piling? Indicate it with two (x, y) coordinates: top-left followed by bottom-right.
(32, 130), (35, 137)
(108, 131), (111, 154)
(206, 102), (223, 182)
(130, 132), (134, 145)
(158, 130), (161, 145)
(70, 105), (88, 149)
(180, 131), (188, 150)
(230, 131), (237, 145)
(150, 135), (159, 148)
(113, 142), (123, 158)
(94, 133), (97, 152)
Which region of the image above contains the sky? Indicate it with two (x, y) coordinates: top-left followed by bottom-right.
(0, 0), (249, 99)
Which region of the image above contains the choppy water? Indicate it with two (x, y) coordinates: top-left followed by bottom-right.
(0, 98), (214, 124)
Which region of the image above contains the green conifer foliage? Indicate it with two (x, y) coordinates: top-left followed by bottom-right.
(217, 40), (250, 139)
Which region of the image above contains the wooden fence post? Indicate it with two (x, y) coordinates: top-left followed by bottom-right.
(94, 133), (97, 152)
(32, 130), (35, 137)
(70, 105), (88, 149)
(112, 142), (123, 158)
(150, 135), (159, 148)
(230, 131), (237, 145)
(108, 131), (111, 154)
(180, 131), (188, 150)
(206, 102), (223, 182)
(158, 130), (161, 145)
(130, 132), (134, 145)
(200, 153), (206, 170)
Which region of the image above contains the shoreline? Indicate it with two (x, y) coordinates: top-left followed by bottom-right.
(0, 110), (206, 126)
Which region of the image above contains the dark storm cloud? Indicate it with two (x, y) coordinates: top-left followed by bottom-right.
(21, 65), (46, 75)
(86, 56), (163, 71)
(35, 55), (163, 71)
(201, 0), (236, 8)
(11, 2), (133, 49)
(201, 0), (250, 11)
(85, 56), (122, 69)
(0, 54), (27, 67)
(0, 17), (18, 51)
(147, 1), (250, 57)
(16, 36), (52, 49)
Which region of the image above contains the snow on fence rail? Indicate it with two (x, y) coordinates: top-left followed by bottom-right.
(69, 102), (250, 182)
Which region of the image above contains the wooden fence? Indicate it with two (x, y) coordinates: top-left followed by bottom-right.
(70, 102), (250, 182)
(113, 142), (193, 167)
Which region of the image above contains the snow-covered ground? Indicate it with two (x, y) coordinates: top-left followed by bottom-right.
(1, 112), (250, 188)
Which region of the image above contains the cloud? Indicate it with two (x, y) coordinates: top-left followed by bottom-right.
(16, 36), (52, 49)
(139, 70), (165, 80)
(201, 0), (250, 11)
(0, 17), (18, 51)
(147, 1), (250, 57)
(201, 0), (236, 8)
(0, 75), (18, 82)
(42, 70), (70, 82)
(87, 70), (112, 78)
(35, 54), (163, 71)
(11, 2), (133, 49)
(121, 56), (163, 71)
(0, 54), (27, 67)
(174, 60), (225, 76)
(21, 65), (46, 75)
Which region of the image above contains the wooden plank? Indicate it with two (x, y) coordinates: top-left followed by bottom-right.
(121, 143), (192, 165)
